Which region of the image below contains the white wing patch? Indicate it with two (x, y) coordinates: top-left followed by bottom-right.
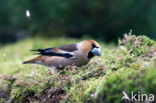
(59, 51), (76, 58)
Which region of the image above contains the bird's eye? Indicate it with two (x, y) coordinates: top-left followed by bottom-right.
(91, 43), (96, 48)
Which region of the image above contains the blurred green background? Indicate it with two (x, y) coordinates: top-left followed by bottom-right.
(0, 0), (156, 43)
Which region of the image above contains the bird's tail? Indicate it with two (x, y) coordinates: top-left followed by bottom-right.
(23, 58), (36, 64)
(23, 60), (33, 64)
(23, 56), (45, 64)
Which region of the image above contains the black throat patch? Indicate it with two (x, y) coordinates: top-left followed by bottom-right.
(88, 50), (94, 59)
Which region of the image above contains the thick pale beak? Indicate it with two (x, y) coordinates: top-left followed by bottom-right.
(91, 47), (102, 56)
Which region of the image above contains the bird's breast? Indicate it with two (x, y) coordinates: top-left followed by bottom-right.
(45, 53), (89, 69)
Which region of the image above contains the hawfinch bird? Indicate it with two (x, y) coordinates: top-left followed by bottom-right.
(23, 40), (101, 73)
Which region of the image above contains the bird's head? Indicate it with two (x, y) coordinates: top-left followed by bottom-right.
(80, 40), (102, 59)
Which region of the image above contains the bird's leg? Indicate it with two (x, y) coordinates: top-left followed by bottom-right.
(48, 66), (57, 75)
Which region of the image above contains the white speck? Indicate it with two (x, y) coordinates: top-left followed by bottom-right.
(26, 10), (31, 18)
(120, 46), (127, 51)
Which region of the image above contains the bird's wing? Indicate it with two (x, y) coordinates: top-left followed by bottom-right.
(58, 44), (78, 52)
(31, 44), (77, 58)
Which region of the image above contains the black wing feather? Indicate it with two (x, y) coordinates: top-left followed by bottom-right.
(31, 48), (73, 58)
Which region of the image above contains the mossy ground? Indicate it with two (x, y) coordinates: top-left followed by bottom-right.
(0, 33), (156, 103)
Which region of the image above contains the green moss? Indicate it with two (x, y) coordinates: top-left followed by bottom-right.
(95, 67), (156, 103)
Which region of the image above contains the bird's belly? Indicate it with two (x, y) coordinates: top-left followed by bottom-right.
(45, 56), (89, 68)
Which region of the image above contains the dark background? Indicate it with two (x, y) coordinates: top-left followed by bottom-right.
(0, 0), (156, 44)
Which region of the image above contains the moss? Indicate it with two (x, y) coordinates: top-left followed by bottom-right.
(95, 67), (156, 103)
